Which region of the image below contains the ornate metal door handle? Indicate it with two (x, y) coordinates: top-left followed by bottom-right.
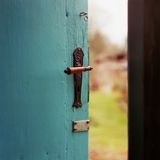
(64, 48), (93, 108)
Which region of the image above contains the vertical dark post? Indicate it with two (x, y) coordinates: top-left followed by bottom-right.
(144, 0), (160, 159)
(129, 0), (160, 159)
(128, 0), (144, 159)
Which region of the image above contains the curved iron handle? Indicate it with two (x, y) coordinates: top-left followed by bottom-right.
(64, 48), (93, 108)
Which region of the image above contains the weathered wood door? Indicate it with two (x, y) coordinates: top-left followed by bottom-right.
(0, 0), (88, 160)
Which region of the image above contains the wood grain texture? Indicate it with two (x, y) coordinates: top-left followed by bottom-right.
(0, 0), (88, 160)
(144, 0), (160, 159)
(65, 0), (88, 160)
(129, 0), (160, 159)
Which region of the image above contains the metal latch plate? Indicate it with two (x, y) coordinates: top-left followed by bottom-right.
(72, 120), (90, 133)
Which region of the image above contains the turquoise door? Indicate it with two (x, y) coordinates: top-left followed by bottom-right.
(0, 0), (88, 160)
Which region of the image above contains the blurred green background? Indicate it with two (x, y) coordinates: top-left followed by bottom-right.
(89, 92), (128, 160)
(89, 92), (127, 151)
(88, 0), (128, 159)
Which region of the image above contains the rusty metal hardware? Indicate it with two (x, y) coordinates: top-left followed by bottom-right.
(80, 12), (88, 21)
(64, 48), (93, 108)
(72, 120), (90, 133)
(64, 66), (92, 75)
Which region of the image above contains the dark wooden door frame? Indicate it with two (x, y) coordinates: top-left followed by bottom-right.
(128, 0), (144, 159)
(129, 0), (160, 159)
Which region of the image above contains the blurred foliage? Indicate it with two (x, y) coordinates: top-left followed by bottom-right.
(89, 91), (128, 152)
(89, 32), (107, 55)
(89, 31), (124, 57)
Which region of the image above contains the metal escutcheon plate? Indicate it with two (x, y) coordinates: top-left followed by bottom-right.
(72, 120), (90, 133)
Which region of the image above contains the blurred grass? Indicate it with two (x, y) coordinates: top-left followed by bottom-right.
(89, 91), (128, 152)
